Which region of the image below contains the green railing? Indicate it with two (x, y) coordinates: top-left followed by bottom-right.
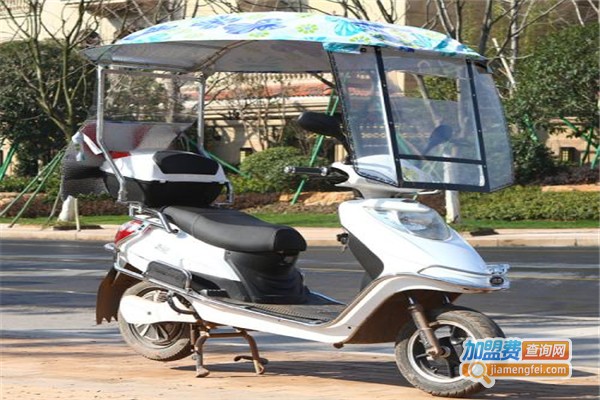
(291, 92), (339, 205)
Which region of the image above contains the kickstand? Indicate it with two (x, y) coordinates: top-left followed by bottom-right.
(233, 330), (268, 374)
(191, 328), (268, 377)
(193, 331), (211, 377)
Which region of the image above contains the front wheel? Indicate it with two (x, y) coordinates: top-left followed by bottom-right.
(395, 305), (504, 398)
(118, 281), (192, 362)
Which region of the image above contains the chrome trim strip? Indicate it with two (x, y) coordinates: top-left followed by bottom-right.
(418, 264), (510, 278)
(115, 263), (505, 329)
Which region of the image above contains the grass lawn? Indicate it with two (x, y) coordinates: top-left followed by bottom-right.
(0, 213), (341, 227)
(0, 215), (132, 226)
(254, 216), (598, 230)
(1, 214), (597, 230)
(451, 219), (598, 231)
(252, 213), (341, 227)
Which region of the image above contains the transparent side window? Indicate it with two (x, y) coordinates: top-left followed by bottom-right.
(400, 159), (484, 186)
(333, 49), (398, 185)
(473, 69), (514, 191)
(104, 72), (197, 124)
(98, 71), (198, 151)
(383, 56), (483, 186)
(333, 51), (510, 192)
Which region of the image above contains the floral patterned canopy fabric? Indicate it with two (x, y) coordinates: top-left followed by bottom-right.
(84, 12), (482, 72)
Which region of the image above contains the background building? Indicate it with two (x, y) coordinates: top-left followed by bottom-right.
(0, 0), (597, 172)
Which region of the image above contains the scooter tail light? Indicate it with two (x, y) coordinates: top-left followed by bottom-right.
(114, 219), (144, 244)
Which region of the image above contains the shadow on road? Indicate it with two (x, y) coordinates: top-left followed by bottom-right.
(172, 359), (599, 399)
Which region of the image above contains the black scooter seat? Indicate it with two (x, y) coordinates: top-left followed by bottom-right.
(162, 206), (307, 253)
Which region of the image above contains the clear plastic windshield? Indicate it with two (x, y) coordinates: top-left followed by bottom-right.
(332, 49), (513, 192)
(104, 71), (198, 124)
(472, 66), (514, 191)
(90, 71), (199, 152)
(331, 51), (398, 185)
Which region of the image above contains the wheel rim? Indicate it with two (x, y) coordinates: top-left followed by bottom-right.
(407, 320), (476, 384)
(129, 288), (187, 348)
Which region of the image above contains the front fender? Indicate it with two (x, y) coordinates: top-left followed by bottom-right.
(344, 289), (460, 344)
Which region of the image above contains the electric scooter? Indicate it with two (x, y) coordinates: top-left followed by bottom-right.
(65, 12), (514, 397)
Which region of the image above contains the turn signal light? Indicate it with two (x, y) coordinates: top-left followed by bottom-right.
(489, 276), (505, 286)
(114, 220), (144, 244)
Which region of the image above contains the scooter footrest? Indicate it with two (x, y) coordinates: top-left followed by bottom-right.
(199, 289), (229, 297)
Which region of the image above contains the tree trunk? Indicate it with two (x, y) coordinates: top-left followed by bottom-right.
(445, 190), (461, 224)
(508, 0), (519, 77)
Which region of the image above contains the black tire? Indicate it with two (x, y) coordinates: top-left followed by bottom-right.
(118, 281), (192, 362)
(395, 305), (504, 398)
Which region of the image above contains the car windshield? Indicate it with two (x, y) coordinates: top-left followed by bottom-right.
(332, 48), (512, 192)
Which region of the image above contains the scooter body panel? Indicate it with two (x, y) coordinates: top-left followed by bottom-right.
(338, 199), (505, 289)
(80, 27), (516, 393)
(118, 223), (241, 282)
(114, 197), (508, 342)
(119, 273), (498, 344)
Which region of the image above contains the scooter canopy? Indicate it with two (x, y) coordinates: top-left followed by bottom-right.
(81, 12), (513, 196)
(83, 12), (483, 73)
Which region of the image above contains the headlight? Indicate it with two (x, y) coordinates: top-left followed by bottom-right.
(368, 208), (451, 240)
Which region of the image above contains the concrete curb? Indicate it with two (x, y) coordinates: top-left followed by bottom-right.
(1, 224), (598, 247)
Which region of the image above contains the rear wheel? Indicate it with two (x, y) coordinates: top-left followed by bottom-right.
(395, 305), (504, 398)
(118, 281), (192, 362)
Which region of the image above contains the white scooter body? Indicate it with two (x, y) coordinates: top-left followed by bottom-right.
(113, 162), (508, 345)
(79, 13), (516, 395)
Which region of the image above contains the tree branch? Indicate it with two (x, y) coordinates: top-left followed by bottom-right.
(434, 0), (456, 38)
(570, 0), (586, 25)
(454, 0), (465, 42)
(478, 0), (494, 55)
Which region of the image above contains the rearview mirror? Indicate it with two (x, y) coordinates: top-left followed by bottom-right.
(297, 112), (343, 141)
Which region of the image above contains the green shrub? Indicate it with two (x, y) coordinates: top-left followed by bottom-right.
(537, 164), (599, 185)
(511, 132), (557, 185)
(234, 147), (325, 194)
(228, 174), (267, 194)
(0, 173), (61, 195)
(0, 176), (31, 192)
(461, 186), (599, 221)
(0, 194), (127, 218)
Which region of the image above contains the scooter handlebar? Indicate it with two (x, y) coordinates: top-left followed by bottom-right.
(283, 166), (329, 176)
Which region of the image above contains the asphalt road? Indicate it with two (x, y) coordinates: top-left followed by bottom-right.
(1, 240), (598, 369)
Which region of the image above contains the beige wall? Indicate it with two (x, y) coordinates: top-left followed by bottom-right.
(206, 93), (332, 164)
(3, 1), (589, 169)
(0, 1), (108, 42)
(1, 0), (215, 44)
(540, 121), (598, 164)
(2, 0), (410, 45)
(307, 0), (407, 23)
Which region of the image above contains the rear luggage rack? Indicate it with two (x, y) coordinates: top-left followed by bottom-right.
(129, 205), (178, 234)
